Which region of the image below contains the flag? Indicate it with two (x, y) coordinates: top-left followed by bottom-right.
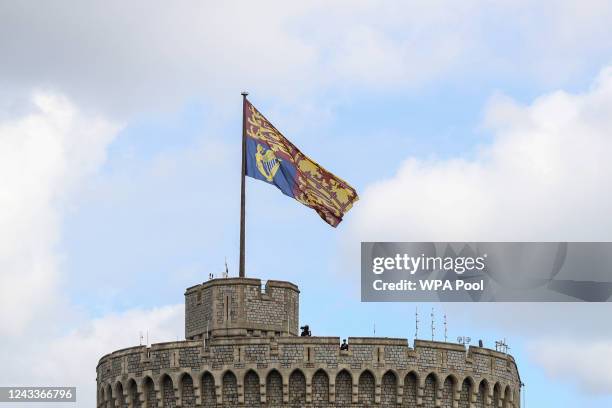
(244, 100), (358, 227)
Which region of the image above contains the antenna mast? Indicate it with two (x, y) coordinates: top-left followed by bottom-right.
(495, 338), (510, 353)
(444, 313), (448, 342)
(431, 308), (435, 341)
(415, 307), (419, 339)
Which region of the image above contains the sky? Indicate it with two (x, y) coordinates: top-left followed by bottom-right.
(2, 1), (612, 406)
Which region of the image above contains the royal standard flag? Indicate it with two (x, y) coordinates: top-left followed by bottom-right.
(244, 100), (358, 227)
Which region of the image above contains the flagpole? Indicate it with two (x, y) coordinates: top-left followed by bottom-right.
(239, 91), (248, 278)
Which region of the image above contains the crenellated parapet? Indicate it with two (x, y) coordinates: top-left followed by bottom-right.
(97, 336), (520, 407)
(97, 277), (521, 407)
(185, 278), (300, 340)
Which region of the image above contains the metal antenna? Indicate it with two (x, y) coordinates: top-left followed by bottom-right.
(431, 308), (435, 341)
(223, 257), (229, 279)
(495, 338), (510, 353)
(415, 307), (419, 339)
(373, 322), (376, 336)
(139, 331), (144, 346)
(444, 314), (448, 342)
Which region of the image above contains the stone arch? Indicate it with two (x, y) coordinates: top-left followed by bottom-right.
(381, 370), (397, 408)
(266, 369), (283, 408)
(143, 377), (157, 408)
(358, 370), (375, 406)
(423, 373), (437, 408)
(244, 370), (261, 408)
(335, 370), (353, 408)
(289, 369), (306, 408)
(201, 371), (216, 408)
(115, 381), (127, 408)
(458, 377), (474, 408)
(402, 371), (418, 407)
(493, 382), (502, 408)
(104, 383), (113, 408)
(441, 375), (457, 408)
(180, 373), (196, 408)
(127, 379), (141, 408)
(503, 385), (512, 408)
(312, 369), (329, 408)
(221, 371), (238, 407)
(160, 375), (176, 408)
(513, 388), (520, 408)
(476, 379), (489, 408)
(99, 386), (105, 408)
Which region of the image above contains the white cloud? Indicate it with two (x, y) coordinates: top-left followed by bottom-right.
(347, 66), (612, 392)
(0, 304), (183, 407)
(350, 66), (612, 242)
(0, 92), (186, 407)
(2, 1), (612, 116)
(530, 339), (612, 394)
(0, 92), (120, 336)
(2, 1), (612, 402)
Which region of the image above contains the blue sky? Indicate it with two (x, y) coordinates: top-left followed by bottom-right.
(2, 1), (612, 406)
(58, 71), (612, 406)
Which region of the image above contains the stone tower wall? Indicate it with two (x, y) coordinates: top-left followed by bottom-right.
(97, 338), (521, 407)
(100, 278), (521, 407)
(185, 278), (300, 340)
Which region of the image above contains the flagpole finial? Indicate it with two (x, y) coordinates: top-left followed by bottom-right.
(241, 91), (249, 97)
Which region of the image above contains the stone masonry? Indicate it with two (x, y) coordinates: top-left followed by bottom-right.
(98, 277), (521, 407)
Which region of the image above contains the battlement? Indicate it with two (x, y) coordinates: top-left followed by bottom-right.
(97, 335), (520, 407)
(185, 277), (299, 340)
(98, 336), (518, 376)
(98, 276), (521, 407)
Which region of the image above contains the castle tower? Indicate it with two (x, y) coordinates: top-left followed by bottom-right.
(185, 278), (299, 339)
(97, 277), (522, 407)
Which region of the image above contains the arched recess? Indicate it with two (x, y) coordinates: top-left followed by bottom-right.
(493, 383), (502, 408)
(380, 371), (397, 408)
(358, 370), (375, 406)
(106, 384), (114, 408)
(423, 373), (437, 408)
(99, 386), (105, 408)
(143, 377), (157, 408)
(476, 380), (489, 408)
(115, 382), (127, 408)
(127, 379), (141, 408)
(222, 371), (238, 407)
(503, 386), (512, 408)
(201, 372), (216, 408)
(441, 375), (456, 408)
(402, 372), (418, 407)
(289, 370), (306, 408)
(161, 375), (176, 408)
(244, 370), (261, 408)
(266, 370), (283, 408)
(312, 369), (329, 408)
(180, 374), (196, 408)
(335, 370), (353, 408)
(513, 388), (520, 408)
(458, 377), (473, 408)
